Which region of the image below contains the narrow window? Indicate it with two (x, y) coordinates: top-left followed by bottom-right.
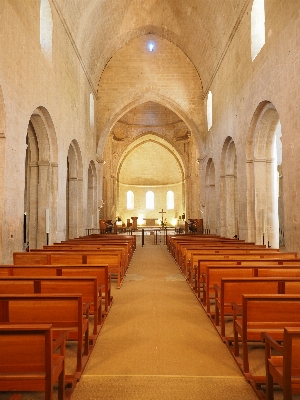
(251, 0), (265, 60)
(167, 190), (174, 210)
(146, 191), (154, 210)
(40, 0), (53, 63)
(127, 191), (134, 210)
(207, 91), (212, 130)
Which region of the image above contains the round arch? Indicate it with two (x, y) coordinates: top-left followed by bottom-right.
(246, 101), (282, 247)
(66, 139), (84, 239)
(220, 137), (239, 238)
(114, 133), (185, 226)
(24, 106), (58, 249)
(96, 93), (203, 162)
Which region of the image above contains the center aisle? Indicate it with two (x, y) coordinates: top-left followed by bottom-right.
(72, 242), (258, 400)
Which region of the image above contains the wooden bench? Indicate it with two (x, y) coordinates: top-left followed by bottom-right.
(0, 324), (66, 400)
(168, 235), (253, 262)
(0, 264), (112, 313)
(261, 327), (300, 399)
(214, 277), (300, 339)
(75, 233), (136, 252)
(196, 258), (300, 298)
(203, 264), (300, 312)
(232, 294), (300, 375)
(183, 247), (280, 277)
(0, 276), (103, 338)
(0, 294), (89, 381)
(40, 245), (130, 273)
(54, 239), (135, 263)
(13, 250), (124, 288)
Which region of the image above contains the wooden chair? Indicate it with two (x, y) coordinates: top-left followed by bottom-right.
(262, 327), (300, 400)
(0, 324), (66, 400)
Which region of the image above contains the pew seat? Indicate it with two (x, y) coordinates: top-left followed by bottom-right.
(0, 324), (66, 400)
(0, 294), (89, 381)
(261, 327), (300, 400)
(232, 294), (300, 376)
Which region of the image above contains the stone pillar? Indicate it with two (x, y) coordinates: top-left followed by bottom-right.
(29, 162), (38, 248)
(225, 174), (236, 238)
(77, 177), (83, 237)
(254, 158), (267, 244)
(0, 133), (5, 263)
(50, 162), (58, 244)
(96, 159), (105, 219)
(37, 161), (50, 248)
(197, 156), (207, 224)
(68, 177), (78, 239)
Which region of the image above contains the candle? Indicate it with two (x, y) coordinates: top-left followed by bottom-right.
(262, 209), (265, 233)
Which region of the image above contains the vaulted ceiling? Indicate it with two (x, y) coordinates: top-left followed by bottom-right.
(53, 0), (248, 94)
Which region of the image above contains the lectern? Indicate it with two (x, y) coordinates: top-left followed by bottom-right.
(131, 217), (138, 230)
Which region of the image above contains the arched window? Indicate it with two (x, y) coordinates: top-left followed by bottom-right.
(251, 0), (265, 61)
(40, 0), (53, 63)
(207, 91), (212, 130)
(90, 93), (94, 129)
(127, 191), (134, 210)
(167, 190), (174, 210)
(146, 191), (154, 210)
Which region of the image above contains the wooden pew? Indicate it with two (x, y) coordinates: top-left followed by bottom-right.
(40, 244), (130, 273)
(0, 276), (103, 337)
(76, 233), (136, 252)
(13, 250), (124, 288)
(0, 264), (112, 314)
(180, 245), (276, 274)
(203, 264), (300, 312)
(232, 294), (300, 375)
(214, 277), (300, 339)
(184, 248), (285, 281)
(0, 324), (66, 400)
(261, 327), (300, 399)
(196, 258), (300, 298)
(0, 294), (89, 381)
(54, 239), (135, 263)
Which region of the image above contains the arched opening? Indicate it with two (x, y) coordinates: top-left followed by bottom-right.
(66, 140), (83, 239)
(220, 138), (239, 238)
(251, 0), (265, 60)
(24, 107), (58, 248)
(247, 102), (282, 247)
(205, 159), (216, 234)
(114, 134), (185, 227)
(40, 0), (53, 63)
(126, 190), (134, 210)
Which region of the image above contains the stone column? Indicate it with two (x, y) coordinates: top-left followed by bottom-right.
(254, 158), (267, 244)
(0, 133), (5, 263)
(225, 174), (236, 238)
(197, 156), (206, 224)
(37, 161), (50, 248)
(68, 177), (78, 239)
(96, 159), (105, 222)
(77, 177), (83, 237)
(50, 162), (58, 244)
(29, 162), (39, 248)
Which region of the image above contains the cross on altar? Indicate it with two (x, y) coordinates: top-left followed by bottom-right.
(159, 209), (166, 220)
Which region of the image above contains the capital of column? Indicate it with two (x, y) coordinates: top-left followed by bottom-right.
(196, 155), (207, 170)
(38, 160), (50, 167)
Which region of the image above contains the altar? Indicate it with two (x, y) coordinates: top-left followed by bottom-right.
(141, 218), (159, 227)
